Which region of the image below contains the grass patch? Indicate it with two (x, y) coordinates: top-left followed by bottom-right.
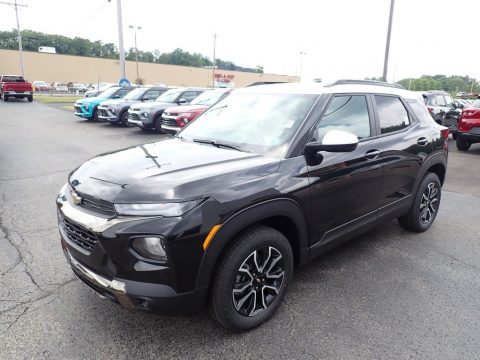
(35, 95), (83, 103)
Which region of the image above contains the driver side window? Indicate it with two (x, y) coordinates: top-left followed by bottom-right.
(314, 95), (371, 142)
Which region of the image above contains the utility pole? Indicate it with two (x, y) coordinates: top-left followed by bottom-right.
(129, 25), (141, 84)
(108, 0), (126, 80)
(299, 51), (306, 82)
(0, 0), (27, 77)
(382, 0), (395, 82)
(212, 33), (217, 87)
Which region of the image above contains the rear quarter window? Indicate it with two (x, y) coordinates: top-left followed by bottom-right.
(409, 101), (435, 124)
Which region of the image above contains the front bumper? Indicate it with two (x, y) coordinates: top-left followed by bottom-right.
(98, 106), (118, 122)
(127, 110), (153, 129)
(161, 124), (181, 134)
(56, 185), (210, 315)
(74, 103), (92, 118)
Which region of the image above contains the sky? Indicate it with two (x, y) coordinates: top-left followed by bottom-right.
(1, 0), (479, 83)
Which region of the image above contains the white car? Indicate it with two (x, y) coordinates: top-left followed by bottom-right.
(53, 82), (68, 92)
(72, 83), (87, 93)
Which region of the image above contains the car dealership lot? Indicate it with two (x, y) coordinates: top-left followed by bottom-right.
(1, 100), (480, 359)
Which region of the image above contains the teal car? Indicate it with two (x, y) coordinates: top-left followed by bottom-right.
(74, 86), (135, 120)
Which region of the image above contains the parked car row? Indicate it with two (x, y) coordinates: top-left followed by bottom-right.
(73, 85), (232, 134)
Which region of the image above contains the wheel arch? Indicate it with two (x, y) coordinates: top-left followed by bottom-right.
(195, 198), (310, 290)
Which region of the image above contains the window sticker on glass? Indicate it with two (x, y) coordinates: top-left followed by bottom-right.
(284, 120), (295, 128)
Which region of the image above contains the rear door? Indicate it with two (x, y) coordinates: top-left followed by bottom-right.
(373, 95), (431, 217)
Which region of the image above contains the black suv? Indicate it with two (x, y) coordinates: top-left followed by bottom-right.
(57, 80), (448, 331)
(423, 90), (461, 139)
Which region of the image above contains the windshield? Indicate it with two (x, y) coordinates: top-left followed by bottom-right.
(4, 76), (25, 82)
(190, 90), (228, 106)
(98, 87), (120, 98)
(155, 89), (181, 103)
(179, 93), (318, 158)
(123, 87), (147, 100)
(471, 100), (480, 108)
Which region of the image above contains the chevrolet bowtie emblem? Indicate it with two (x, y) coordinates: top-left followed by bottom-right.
(71, 190), (82, 205)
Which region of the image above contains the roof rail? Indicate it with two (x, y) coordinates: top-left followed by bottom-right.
(324, 79), (404, 89)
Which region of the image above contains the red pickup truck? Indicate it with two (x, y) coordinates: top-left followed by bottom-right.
(0, 75), (34, 102)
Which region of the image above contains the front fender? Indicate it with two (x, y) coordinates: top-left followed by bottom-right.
(194, 198), (310, 290)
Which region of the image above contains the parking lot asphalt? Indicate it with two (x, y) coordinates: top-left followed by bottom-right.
(1, 99), (480, 360)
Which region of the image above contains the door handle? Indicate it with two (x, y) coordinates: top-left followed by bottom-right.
(417, 137), (429, 146)
(365, 149), (380, 159)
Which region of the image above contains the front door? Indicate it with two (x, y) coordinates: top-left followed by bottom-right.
(307, 94), (383, 250)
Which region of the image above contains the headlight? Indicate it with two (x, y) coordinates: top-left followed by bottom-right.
(114, 200), (200, 216)
(132, 236), (167, 262)
(179, 112), (192, 118)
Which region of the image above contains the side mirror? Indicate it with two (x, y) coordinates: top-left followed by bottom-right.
(112, 94), (121, 99)
(304, 129), (359, 166)
(177, 98), (187, 104)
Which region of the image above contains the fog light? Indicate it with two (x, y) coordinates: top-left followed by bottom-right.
(132, 237), (167, 261)
(142, 112), (148, 118)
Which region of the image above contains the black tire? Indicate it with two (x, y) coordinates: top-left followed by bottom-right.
(456, 135), (470, 151)
(27, 95), (33, 102)
(120, 111), (131, 126)
(153, 115), (164, 133)
(90, 108), (98, 121)
(3, 95), (8, 102)
(398, 172), (441, 233)
(210, 225), (293, 332)
(451, 132), (457, 140)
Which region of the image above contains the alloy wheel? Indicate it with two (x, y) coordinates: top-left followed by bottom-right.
(232, 246), (285, 317)
(419, 182), (439, 224)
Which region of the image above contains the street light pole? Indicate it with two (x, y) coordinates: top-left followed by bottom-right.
(0, 0), (27, 77)
(212, 33), (217, 87)
(129, 25), (141, 84)
(382, 0), (395, 82)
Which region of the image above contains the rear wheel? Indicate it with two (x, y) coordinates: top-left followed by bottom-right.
(3, 95), (8, 102)
(210, 225), (293, 331)
(398, 172), (441, 233)
(27, 95), (33, 102)
(451, 132), (457, 140)
(456, 135), (470, 151)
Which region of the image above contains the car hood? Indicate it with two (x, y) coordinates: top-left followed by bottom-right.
(165, 104), (209, 114)
(69, 137), (280, 203)
(76, 96), (108, 105)
(131, 101), (175, 111)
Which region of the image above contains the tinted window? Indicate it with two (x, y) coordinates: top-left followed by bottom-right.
(116, 89), (131, 98)
(315, 95), (371, 141)
(444, 95), (454, 106)
(375, 95), (410, 134)
(143, 89), (163, 100)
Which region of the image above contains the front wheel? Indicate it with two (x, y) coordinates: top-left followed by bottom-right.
(210, 225), (293, 331)
(456, 135), (470, 151)
(153, 115), (164, 133)
(398, 172), (441, 232)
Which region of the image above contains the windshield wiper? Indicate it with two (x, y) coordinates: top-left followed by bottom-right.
(193, 138), (247, 152)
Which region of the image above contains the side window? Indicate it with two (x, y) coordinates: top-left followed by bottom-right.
(117, 89), (130, 97)
(375, 95), (410, 134)
(435, 95), (446, 106)
(181, 91), (199, 102)
(426, 96), (435, 106)
(409, 101), (434, 124)
(444, 95), (454, 107)
(144, 90), (161, 100)
(315, 95), (371, 142)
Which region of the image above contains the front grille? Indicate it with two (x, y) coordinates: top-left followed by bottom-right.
(98, 109), (109, 117)
(77, 192), (117, 216)
(162, 117), (178, 127)
(61, 216), (98, 252)
(128, 113), (140, 120)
